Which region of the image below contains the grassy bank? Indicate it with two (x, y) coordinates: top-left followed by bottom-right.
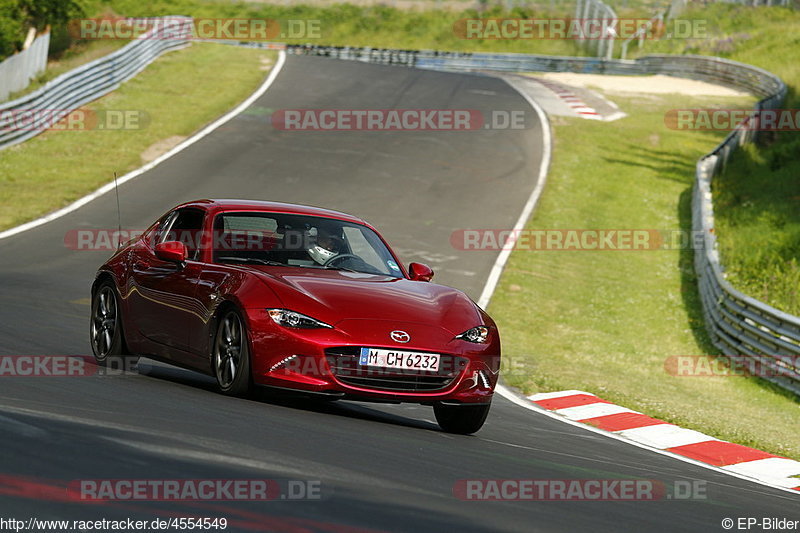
(86, 0), (585, 54)
(0, 43), (274, 230)
(632, 4), (800, 315)
(490, 91), (800, 460)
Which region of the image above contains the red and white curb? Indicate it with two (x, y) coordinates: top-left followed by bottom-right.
(528, 390), (800, 492)
(533, 78), (602, 120)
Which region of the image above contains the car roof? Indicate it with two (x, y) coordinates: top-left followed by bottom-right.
(174, 199), (369, 226)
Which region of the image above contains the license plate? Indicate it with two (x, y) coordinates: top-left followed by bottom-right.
(358, 348), (440, 372)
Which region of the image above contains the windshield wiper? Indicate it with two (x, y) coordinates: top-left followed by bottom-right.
(217, 257), (285, 266)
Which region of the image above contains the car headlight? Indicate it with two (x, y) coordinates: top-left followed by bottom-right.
(267, 309), (332, 329)
(456, 326), (489, 344)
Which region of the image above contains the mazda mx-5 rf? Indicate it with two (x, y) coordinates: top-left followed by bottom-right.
(90, 199), (501, 433)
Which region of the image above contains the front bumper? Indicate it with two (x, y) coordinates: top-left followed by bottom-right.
(244, 309), (500, 404)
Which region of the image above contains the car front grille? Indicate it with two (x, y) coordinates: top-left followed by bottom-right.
(324, 347), (467, 393)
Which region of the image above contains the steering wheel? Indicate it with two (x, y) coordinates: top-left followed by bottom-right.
(323, 254), (360, 267)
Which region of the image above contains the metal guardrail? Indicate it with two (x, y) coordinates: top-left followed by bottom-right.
(0, 31), (50, 102)
(692, 82), (800, 395)
(288, 44), (799, 394)
(0, 17), (191, 151)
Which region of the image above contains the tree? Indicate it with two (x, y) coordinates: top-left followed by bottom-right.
(0, 0), (24, 58)
(16, 0), (85, 31)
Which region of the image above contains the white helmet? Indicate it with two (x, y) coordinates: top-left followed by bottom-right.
(308, 230), (341, 265)
(308, 243), (338, 265)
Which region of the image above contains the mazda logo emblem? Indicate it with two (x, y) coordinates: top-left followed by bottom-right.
(390, 330), (410, 343)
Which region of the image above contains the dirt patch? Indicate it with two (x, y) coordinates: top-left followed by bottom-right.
(141, 135), (186, 164)
(536, 73), (749, 97)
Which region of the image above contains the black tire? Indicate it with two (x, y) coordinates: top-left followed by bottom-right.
(212, 309), (252, 396)
(90, 281), (138, 368)
(433, 402), (491, 434)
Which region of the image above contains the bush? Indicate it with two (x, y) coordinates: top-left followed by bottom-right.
(0, 0), (86, 60)
(0, 0), (24, 59)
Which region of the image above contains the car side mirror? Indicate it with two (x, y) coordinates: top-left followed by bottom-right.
(409, 262), (434, 282)
(155, 241), (187, 263)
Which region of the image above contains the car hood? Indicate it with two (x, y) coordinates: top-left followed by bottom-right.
(249, 267), (483, 334)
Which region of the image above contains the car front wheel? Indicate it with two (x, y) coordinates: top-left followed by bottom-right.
(212, 309), (252, 396)
(90, 282), (137, 367)
(433, 402), (491, 434)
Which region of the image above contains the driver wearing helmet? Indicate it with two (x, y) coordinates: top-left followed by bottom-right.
(307, 226), (344, 266)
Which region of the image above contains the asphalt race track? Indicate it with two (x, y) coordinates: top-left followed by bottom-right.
(0, 55), (795, 532)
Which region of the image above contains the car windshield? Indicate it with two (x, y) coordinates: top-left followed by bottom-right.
(212, 212), (404, 278)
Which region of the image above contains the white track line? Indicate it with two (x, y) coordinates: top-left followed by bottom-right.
(476, 77), (551, 310)
(493, 77), (799, 497)
(0, 50), (287, 241)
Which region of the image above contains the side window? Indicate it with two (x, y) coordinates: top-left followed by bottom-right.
(160, 208), (205, 261)
(212, 214), (281, 263)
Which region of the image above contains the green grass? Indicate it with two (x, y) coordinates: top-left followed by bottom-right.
(85, 0), (587, 54)
(629, 4), (800, 314)
(714, 143), (800, 315)
(0, 43), (275, 230)
(490, 91), (800, 460)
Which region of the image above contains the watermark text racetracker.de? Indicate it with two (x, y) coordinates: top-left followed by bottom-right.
(270, 109), (529, 131)
(69, 479), (323, 501)
(665, 108), (800, 131)
(0, 356), (100, 377)
(665, 355), (799, 379)
(0, 355), (159, 377)
(451, 229), (709, 251)
(0, 109), (148, 131)
(453, 479), (707, 501)
(63, 228), (332, 251)
(72, 16), (321, 40)
(453, 18), (707, 40)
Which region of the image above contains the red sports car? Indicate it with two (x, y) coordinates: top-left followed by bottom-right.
(91, 200), (500, 433)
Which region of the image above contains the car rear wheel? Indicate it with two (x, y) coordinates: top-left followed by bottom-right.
(433, 402), (491, 434)
(213, 309), (252, 396)
(90, 282), (137, 367)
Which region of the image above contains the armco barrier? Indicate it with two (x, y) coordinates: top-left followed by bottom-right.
(287, 44), (799, 394)
(0, 17), (191, 151)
